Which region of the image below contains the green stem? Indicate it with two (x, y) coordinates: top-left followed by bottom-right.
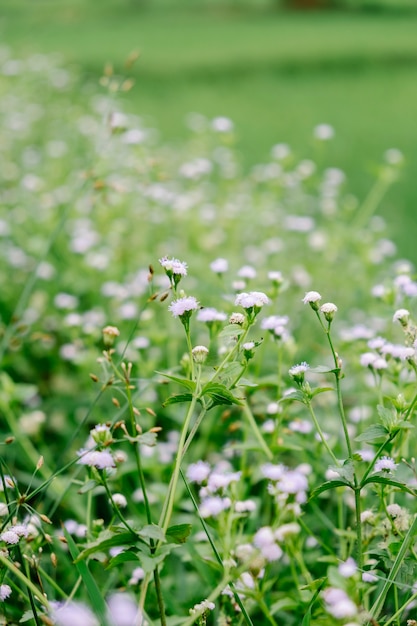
(352, 169), (394, 230)
(242, 401), (273, 460)
(305, 399), (339, 466)
(0, 553), (50, 609)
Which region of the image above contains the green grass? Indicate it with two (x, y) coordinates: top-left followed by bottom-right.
(2, 1), (417, 258)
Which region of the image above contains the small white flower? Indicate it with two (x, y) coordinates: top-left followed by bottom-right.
(52, 601), (99, 626)
(289, 362), (309, 378)
(210, 258), (228, 274)
(235, 500), (256, 513)
(212, 116), (233, 133)
(338, 557), (357, 578)
(261, 463), (287, 481)
(302, 291), (322, 305)
(112, 493), (127, 508)
(393, 309), (410, 324)
(77, 449), (115, 470)
(159, 256), (188, 276)
(190, 599), (215, 615)
(374, 456), (397, 474)
(197, 307), (227, 323)
(168, 296), (199, 318)
(386, 503), (402, 518)
(360, 352), (377, 368)
(237, 265), (257, 279)
(187, 461), (211, 484)
(320, 302), (338, 321)
(362, 571), (378, 583)
(1, 530), (20, 544)
(314, 123), (334, 140)
(373, 357), (388, 370)
(253, 526), (275, 549)
(229, 312), (245, 325)
(235, 291), (269, 309)
(0, 584), (12, 601)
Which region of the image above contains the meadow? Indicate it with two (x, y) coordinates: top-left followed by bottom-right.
(2, 3), (417, 625)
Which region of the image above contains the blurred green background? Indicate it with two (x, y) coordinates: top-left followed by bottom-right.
(2, 0), (417, 259)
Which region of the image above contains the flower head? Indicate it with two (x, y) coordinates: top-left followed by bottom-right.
(210, 258), (228, 274)
(159, 256), (188, 288)
(374, 456), (397, 474)
(0, 584), (12, 601)
(168, 296), (199, 325)
(393, 308), (410, 326)
(320, 302), (338, 322)
(302, 291), (322, 310)
(77, 449), (115, 470)
(289, 362), (309, 384)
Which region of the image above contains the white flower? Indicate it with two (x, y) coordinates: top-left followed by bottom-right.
(229, 312), (245, 325)
(253, 526), (275, 549)
(168, 296), (199, 318)
(323, 588), (357, 619)
(77, 449), (115, 470)
(187, 460), (211, 484)
(129, 567), (145, 586)
(159, 256), (188, 276)
(374, 456), (397, 474)
(320, 302), (338, 321)
(261, 315), (289, 330)
(112, 493), (127, 508)
(261, 463), (287, 481)
(393, 308), (410, 324)
(0, 584), (12, 601)
(373, 357), (388, 370)
(314, 123), (334, 140)
(190, 599), (215, 615)
(210, 258), (228, 274)
(197, 308), (227, 323)
(289, 362), (309, 378)
(338, 557), (357, 578)
(268, 271), (283, 283)
(107, 593), (142, 626)
(302, 291), (322, 305)
(274, 523), (301, 542)
(52, 601), (99, 626)
(360, 352), (377, 367)
(199, 496), (231, 518)
(237, 265), (257, 279)
(235, 500), (256, 513)
(212, 116), (233, 133)
(362, 571), (378, 583)
(235, 291), (269, 309)
(1, 530), (20, 544)
(192, 345), (209, 363)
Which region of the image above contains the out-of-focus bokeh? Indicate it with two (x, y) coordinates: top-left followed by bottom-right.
(2, 0), (417, 258)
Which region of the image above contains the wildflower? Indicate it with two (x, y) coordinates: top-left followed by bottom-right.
(320, 302), (338, 322)
(268, 271), (283, 284)
(362, 571), (378, 583)
(0, 584), (11, 601)
(168, 296), (199, 319)
(77, 449), (115, 470)
(229, 312), (245, 325)
(314, 123), (334, 140)
(112, 493), (127, 508)
(338, 557), (357, 578)
(302, 291), (322, 310)
(274, 523), (301, 542)
(102, 325), (120, 347)
(393, 309), (410, 325)
(360, 510), (375, 524)
(107, 593), (142, 626)
(190, 599), (215, 615)
(192, 345), (209, 363)
(289, 361), (309, 384)
(210, 258), (228, 274)
(235, 500), (256, 513)
(129, 566), (145, 586)
(374, 456), (397, 474)
(197, 307), (227, 323)
(91, 423), (112, 446)
(235, 291), (269, 310)
(159, 256), (188, 288)
(237, 265), (257, 279)
(52, 601), (99, 626)
(199, 496), (231, 518)
(323, 588), (357, 619)
(261, 463), (287, 481)
(1, 530), (20, 545)
(187, 460), (211, 484)
(212, 116), (233, 133)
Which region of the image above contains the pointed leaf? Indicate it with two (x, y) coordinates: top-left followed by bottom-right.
(310, 480), (351, 499)
(163, 393), (193, 407)
(355, 424), (388, 442)
(280, 390), (306, 403)
(166, 524), (192, 545)
(311, 386), (334, 398)
(107, 550), (141, 569)
(138, 524), (166, 542)
(309, 365), (337, 374)
(78, 479), (100, 494)
(155, 371), (196, 392)
(137, 431), (158, 447)
(218, 324), (245, 339)
(75, 531), (140, 562)
(201, 382), (243, 407)
(362, 475), (416, 495)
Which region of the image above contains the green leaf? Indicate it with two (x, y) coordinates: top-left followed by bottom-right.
(75, 530), (140, 562)
(377, 404), (398, 430)
(327, 460), (354, 484)
(280, 390), (305, 403)
(163, 393), (194, 407)
(166, 524), (192, 544)
(138, 524), (166, 542)
(218, 324), (245, 339)
(355, 424), (388, 442)
(155, 371), (196, 392)
(78, 479), (100, 494)
(107, 550), (141, 569)
(201, 382), (243, 407)
(63, 528), (110, 626)
(362, 475), (416, 495)
(311, 386), (334, 397)
(310, 480), (351, 499)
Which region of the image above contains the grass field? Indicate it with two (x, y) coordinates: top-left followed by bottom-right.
(2, 1), (417, 258)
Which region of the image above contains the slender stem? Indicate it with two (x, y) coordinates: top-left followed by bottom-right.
(354, 487), (363, 570)
(242, 401), (273, 460)
(0, 553), (50, 609)
(352, 169), (394, 230)
(305, 399), (339, 466)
